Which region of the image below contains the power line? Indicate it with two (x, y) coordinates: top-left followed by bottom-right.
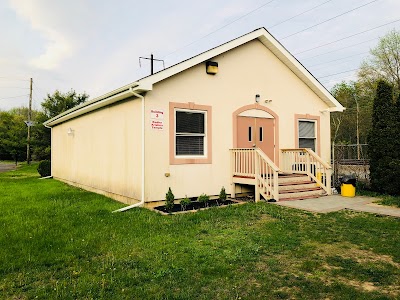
(307, 51), (370, 68)
(318, 68), (359, 79)
(0, 86), (29, 89)
(162, 0), (276, 59)
(321, 73), (359, 84)
(294, 18), (400, 55)
(299, 37), (379, 60)
(0, 94), (30, 101)
(282, 0), (379, 40)
(0, 77), (29, 82)
(268, 0), (334, 30)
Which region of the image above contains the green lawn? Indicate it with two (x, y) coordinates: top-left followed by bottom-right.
(1, 165), (399, 299)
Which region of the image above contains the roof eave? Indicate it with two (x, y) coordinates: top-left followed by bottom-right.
(44, 83), (152, 127)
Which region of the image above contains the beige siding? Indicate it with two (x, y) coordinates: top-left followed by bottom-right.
(143, 39), (331, 202)
(52, 98), (142, 204)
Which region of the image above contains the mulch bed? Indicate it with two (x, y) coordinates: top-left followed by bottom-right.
(154, 199), (244, 214)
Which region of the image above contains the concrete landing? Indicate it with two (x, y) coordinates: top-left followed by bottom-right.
(274, 195), (400, 217)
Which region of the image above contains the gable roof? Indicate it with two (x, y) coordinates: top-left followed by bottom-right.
(45, 27), (344, 127)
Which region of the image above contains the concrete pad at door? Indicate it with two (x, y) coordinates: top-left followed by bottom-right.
(274, 195), (400, 217)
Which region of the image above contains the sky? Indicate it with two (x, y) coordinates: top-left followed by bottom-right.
(1, 0), (399, 111)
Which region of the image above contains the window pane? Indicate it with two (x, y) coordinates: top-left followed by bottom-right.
(176, 111), (204, 134)
(299, 138), (315, 151)
(299, 121), (315, 138)
(176, 136), (204, 155)
(248, 126), (252, 142)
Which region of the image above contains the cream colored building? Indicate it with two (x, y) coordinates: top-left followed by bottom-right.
(44, 28), (344, 209)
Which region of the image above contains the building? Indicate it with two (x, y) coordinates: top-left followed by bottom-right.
(44, 28), (344, 209)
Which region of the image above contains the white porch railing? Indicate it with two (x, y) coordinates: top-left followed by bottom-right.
(230, 148), (279, 201)
(281, 148), (332, 195)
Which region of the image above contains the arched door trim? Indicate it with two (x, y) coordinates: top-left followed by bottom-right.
(232, 103), (279, 166)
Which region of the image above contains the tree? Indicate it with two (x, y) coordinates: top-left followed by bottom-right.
(330, 81), (372, 144)
(41, 90), (89, 118)
(358, 29), (400, 96)
(0, 111), (27, 163)
(368, 80), (399, 194)
(32, 90), (89, 160)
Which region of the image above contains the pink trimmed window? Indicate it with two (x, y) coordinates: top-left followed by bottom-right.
(169, 102), (212, 165)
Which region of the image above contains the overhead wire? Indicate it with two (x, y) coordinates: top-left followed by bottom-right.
(281, 0), (379, 39)
(162, 0), (276, 59)
(268, 0), (334, 29)
(294, 18), (400, 55)
(0, 86), (29, 89)
(0, 76), (29, 81)
(306, 51), (370, 68)
(0, 94), (30, 101)
(317, 68), (359, 79)
(299, 37), (379, 60)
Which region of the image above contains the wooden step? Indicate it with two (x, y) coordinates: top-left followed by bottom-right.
(279, 182), (318, 191)
(279, 186), (322, 194)
(279, 194), (324, 201)
(278, 187), (326, 200)
(278, 173), (309, 184)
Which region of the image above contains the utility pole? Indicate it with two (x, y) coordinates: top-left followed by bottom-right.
(27, 77), (32, 164)
(139, 54), (165, 75)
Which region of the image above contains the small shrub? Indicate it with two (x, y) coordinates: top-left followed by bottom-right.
(198, 193), (210, 207)
(219, 186), (227, 203)
(180, 196), (191, 211)
(165, 187), (175, 212)
(37, 160), (51, 177)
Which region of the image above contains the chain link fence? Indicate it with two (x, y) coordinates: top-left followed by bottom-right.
(332, 143), (370, 188)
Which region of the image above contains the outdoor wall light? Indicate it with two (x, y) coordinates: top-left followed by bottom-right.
(255, 94), (260, 103)
(67, 128), (74, 135)
(206, 61), (218, 75)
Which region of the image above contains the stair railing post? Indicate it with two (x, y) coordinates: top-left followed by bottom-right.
(230, 150), (236, 199)
(273, 170), (279, 201)
(255, 150), (260, 202)
(326, 168), (332, 195)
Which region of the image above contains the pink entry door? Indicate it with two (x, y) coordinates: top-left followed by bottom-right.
(237, 116), (275, 162)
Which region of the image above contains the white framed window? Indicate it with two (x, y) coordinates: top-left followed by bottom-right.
(175, 109), (207, 157)
(298, 120), (316, 152)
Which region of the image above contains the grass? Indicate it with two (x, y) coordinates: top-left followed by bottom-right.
(1, 165), (399, 299)
(357, 187), (400, 208)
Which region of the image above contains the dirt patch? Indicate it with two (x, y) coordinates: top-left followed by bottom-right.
(314, 242), (400, 268)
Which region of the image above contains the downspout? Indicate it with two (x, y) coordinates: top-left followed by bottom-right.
(113, 87), (145, 212)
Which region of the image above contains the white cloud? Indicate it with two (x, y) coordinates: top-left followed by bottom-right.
(8, 0), (78, 70)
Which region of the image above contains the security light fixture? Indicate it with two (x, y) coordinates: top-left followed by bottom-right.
(206, 61), (218, 75)
(255, 94), (260, 103)
(67, 128), (74, 135)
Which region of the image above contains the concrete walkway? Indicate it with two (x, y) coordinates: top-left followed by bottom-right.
(274, 195), (400, 218)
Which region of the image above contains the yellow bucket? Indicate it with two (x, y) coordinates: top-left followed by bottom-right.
(341, 183), (355, 197)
